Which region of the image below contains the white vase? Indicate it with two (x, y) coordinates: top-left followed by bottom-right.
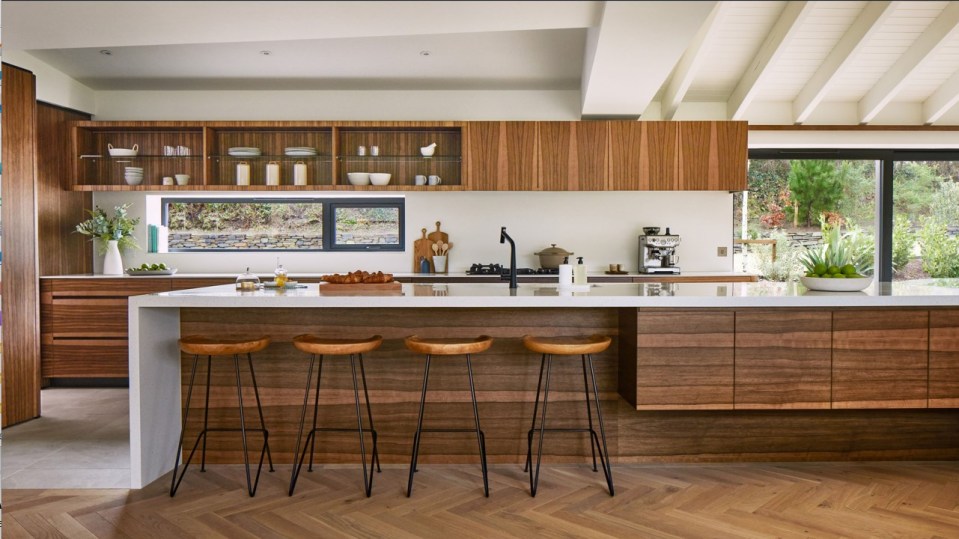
(102, 240), (124, 275)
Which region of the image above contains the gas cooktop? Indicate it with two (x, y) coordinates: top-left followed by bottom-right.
(466, 263), (559, 276)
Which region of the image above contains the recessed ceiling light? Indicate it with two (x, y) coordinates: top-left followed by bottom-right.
(259, 50), (272, 56)
(419, 50), (431, 56)
(99, 49), (112, 56)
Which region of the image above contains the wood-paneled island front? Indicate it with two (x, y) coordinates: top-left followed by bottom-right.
(129, 281), (959, 489)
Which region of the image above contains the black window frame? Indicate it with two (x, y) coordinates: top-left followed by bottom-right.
(159, 196), (405, 253)
(748, 148), (959, 282)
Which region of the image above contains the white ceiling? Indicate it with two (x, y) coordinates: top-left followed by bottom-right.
(6, 0), (959, 124)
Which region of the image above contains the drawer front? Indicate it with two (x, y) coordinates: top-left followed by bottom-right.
(41, 300), (129, 337)
(46, 278), (171, 297)
(41, 338), (129, 378)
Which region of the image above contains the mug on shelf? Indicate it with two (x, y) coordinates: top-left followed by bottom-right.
(162, 176), (174, 186)
(414, 174), (427, 186)
(428, 175), (442, 186)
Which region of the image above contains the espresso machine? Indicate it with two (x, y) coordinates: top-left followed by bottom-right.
(638, 227), (681, 274)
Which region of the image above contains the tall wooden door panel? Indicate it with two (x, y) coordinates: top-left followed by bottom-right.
(608, 121), (644, 190)
(635, 309), (734, 410)
(833, 309), (928, 408)
(645, 122), (679, 190)
(539, 121), (608, 190)
(677, 122), (712, 190)
(715, 121), (748, 190)
(930, 309), (959, 407)
(735, 310), (832, 409)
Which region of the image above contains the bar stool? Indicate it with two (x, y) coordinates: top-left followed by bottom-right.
(522, 334), (614, 497)
(288, 334), (383, 497)
(405, 335), (493, 497)
(170, 335), (274, 497)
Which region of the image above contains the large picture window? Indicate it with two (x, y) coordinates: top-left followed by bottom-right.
(161, 197), (404, 252)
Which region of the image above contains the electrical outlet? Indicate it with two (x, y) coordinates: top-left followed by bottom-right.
(717, 246), (728, 257)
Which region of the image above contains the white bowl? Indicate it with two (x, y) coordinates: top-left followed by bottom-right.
(125, 176), (143, 186)
(369, 173), (391, 186)
(347, 172), (370, 186)
(800, 275), (873, 292)
(420, 146), (435, 157)
(108, 143), (139, 157)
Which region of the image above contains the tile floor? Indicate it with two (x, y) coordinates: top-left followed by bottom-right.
(2, 387), (131, 488)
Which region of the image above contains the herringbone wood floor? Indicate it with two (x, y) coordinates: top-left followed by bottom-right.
(5, 462), (959, 538)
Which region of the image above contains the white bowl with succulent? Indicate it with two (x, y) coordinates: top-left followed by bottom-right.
(798, 223), (873, 292)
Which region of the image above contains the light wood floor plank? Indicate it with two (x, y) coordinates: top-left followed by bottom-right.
(5, 462), (959, 539)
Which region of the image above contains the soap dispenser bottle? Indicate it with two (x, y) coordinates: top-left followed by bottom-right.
(573, 256), (587, 285)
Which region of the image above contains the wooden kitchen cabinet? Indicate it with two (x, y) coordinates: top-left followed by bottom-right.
(832, 309), (929, 408)
(735, 310), (832, 409)
(337, 126), (463, 189)
(930, 309), (959, 407)
(207, 126), (334, 189)
(629, 309), (735, 410)
(40, 278), (171, 377)
(72, 123), (205, 190)
(538, 121), (609, 190)
(464, 121), (538, 190)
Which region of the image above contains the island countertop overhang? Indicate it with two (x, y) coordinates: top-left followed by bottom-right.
(128, 281), (959, 309)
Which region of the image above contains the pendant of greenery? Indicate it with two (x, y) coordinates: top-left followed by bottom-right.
(76, 203), (141, 254)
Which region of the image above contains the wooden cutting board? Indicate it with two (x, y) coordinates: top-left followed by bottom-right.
(319, 282), (402, 295)
(412, 227), (433, 272)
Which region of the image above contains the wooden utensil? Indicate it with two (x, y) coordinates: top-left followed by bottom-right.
(412, 228), (433, 272)
(426, 221), (451, 273)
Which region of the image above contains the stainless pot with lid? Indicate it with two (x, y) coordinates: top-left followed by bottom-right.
(534, 244), (574, 269)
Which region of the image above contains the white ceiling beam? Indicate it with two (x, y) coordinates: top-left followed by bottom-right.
(581, 1), (716, 118)
(661, 2), (729, 120)
(792, 1), (898, 124)
(727, 1), (815, 121)
(923, 69), (959, 125)
(859, 2), (959, 124)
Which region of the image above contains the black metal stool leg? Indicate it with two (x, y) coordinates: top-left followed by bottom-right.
(232, 354), (256, 497)
(358, 353), (381, 473)
(170, 353), (201, 497)
(530, 354), (553, 497)
(288, 354), (317, 496)
(246, 353), (274, 473)
(524, 353), (547, 473)
(407, 354), (432, 497)
(308, 355), (324, 472)
(200, 355), (212, 472)
(581, 355), (599, 472)
(586, 354), (614, 496)
(350, 354), (374, 497)
(465, 354), (490, 497)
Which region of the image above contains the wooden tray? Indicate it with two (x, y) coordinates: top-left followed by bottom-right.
(319, 282), (403, 295)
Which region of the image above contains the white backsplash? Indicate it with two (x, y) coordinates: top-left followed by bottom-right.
(91, 190), (734, 275)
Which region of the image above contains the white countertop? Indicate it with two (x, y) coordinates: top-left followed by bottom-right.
(44, 271), (754, 280)
(129, 279), (959, 309)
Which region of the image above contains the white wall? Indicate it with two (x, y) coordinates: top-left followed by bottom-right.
(92, 190), (734, 275)
(3, 51), (96, 113)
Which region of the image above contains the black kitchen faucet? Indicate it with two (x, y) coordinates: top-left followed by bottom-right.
(500, 226), (518, 289)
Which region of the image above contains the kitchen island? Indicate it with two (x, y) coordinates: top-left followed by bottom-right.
(129, 280), (959, 488)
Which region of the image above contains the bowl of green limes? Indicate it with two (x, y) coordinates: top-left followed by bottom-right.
(800, 263), (873, 292)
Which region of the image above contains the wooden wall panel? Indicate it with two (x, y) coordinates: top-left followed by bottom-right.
(504, 121), (538, 190)
(36, 104), (93, 276)
(930, 309), (959, 407)
(464, 121), (501, 190)
(716, 121), (748, 190)
(538, 121), (572, 190)
(735, 310), (832, 409)
(2, 63), (41, 426)
(645, 122), (679, 190)
(575, 121), (609, 191)
(635, 309), (734, 410)
(677, 122), (711, 190)
(608, 121), (644, 190)
(833, 309), (929, 408)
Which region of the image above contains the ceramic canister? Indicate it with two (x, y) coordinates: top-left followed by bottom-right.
(236, 162), (250, 185)
(266, 161), (280, 186)
(293, 161), (308, 186)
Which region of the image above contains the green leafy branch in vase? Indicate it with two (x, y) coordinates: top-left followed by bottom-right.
(76, 203), (141, 254)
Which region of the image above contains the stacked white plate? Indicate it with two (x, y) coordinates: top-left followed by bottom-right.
(285, 146), (317, 156)
(228, 146), (262, 157)
(124, 166), (144, 186)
